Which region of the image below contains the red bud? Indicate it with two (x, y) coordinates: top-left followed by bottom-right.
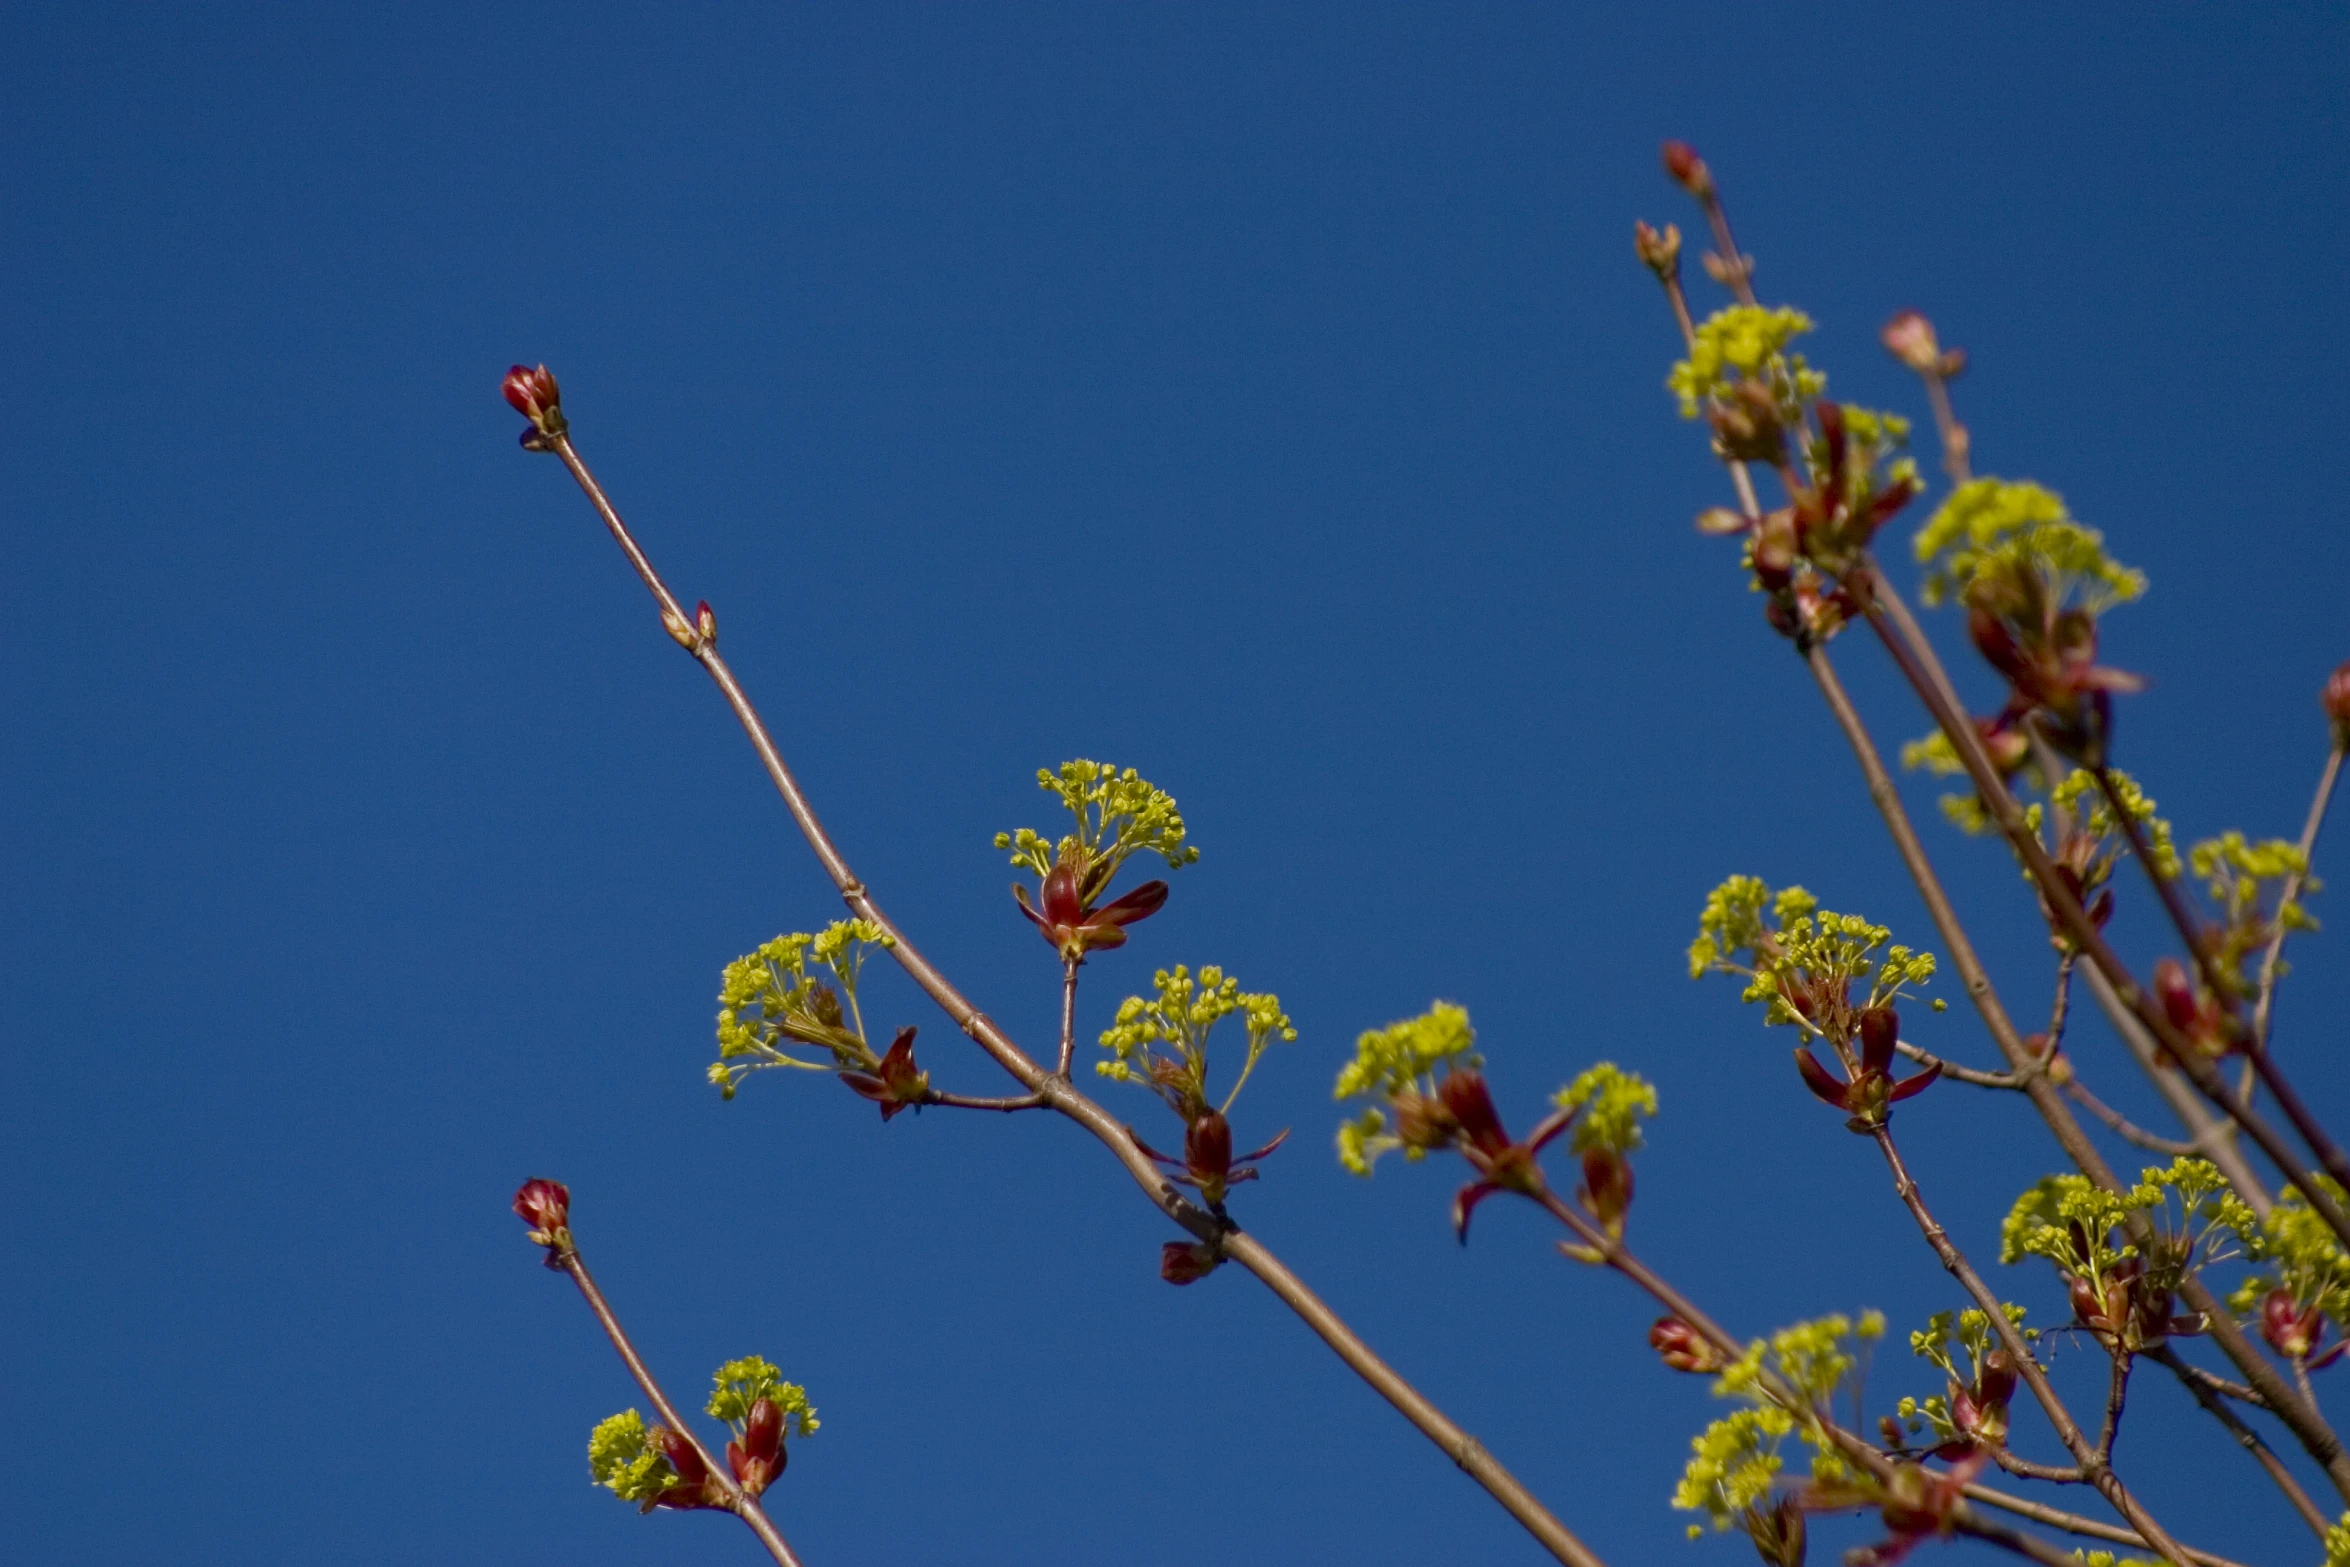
(654, 1425), (710, 1487)
(1660, 140), (1711, 197)
(501, 363), (566, 438)
(2325, 660), (2350, 745)
(513, 1178), (571, 1250)
(1858, 1006), (1899, 1076)
(1880, 311), (1941, 374)
(1648, 1315), (1722, 1373)
(2153, 958), (2199, 1033)
(1160, 1240), (1221, 1285)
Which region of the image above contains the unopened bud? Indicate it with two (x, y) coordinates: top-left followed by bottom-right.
(663, 608), (697, 649)
(1648, 1315), (1725, 1373)
(2324, 660), (2350, 746)
(501, 363), (567, 441)
(1660, 140), (1712, 198)
(1742, 1493), (1807, 1567)
(512, 1177), (572, 1257)
(2153, 958), (2199, 1034)
(1633, 220), (1682, 281)
(1880, 311), (1942, 375)
(1160, 1239), (1222, 1285)
(1695, 506), (1748, 536)
(695, 600), (717, 641)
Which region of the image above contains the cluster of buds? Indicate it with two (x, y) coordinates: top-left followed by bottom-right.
(1964, 587), (2142, 768)
(1633, 219), (1681, 283)
(1134, 1107), (1289, 1214)
(2064, 1247), (2202, 1351)
(1440, 1070), (1583, 1244)
(1648, 1315), (1728, 1375)
(837, 1025), (931, 1120)
(2040, 816), (2120, 946)
(1015, 840), (1168, 963)
(2152, 957), (2238, 1064)
(1937, 1349), (2018, 1456)
(1792, 1006), (1940, 1133)
(1713, 401), (1916, 650)
(501, 363), (567, 449)
(2260, 1289), (2346, 1369)
(513, 1178), (573, 1269)
(724, 1397), (789, 1497)
(1849, 1454), (1983, 1567)
(639, 1425), (736, 1512)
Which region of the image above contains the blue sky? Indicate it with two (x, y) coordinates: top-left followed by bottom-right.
(5, 5), (2347, 1565)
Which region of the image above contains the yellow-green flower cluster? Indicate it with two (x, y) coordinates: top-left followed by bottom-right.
(1673, 1407), (1793, 1529)
(1098, 964), (1295, 1116)
(1666, 305), (1821, 419)
(1895, 1306), (2034, 1445)
(1553, 1062), (1658, 1156)
(2327, 1512), (2350, 1567)
(1332, 1002), (1479, 1176)
(588, 1409), (678, 1508)
(2229, 1177), (2350, 1326)
(707, 1356), (819, 1439)
(2052, 769), (2179, 879)
(2003, 1159), (2255, 1294)
(1688, 875), (1940, 1034)
(2190, 830), (2319, 990)
(1674, 1311), (1882, 1535)
(2069, 1553), (2161, 1567)
(995, 760), (1200, 881)
(1912, 478), (2146, 612)
(710, 920), (894, 1099)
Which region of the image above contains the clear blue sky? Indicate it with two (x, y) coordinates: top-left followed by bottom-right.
(6, 6), (2347, 1565)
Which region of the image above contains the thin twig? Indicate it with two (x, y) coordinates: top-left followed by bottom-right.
(2255, 745), (2343, 1050)
(554, 1247), (804, 1567)
(533, 423), (1605, 1567)
(1867, 1126), (2188, 1564)
(2093, 761), (2350, 1201)
(2096, 1349), (2131, 1461)
(920, 1089), (1046, 1112)
(2064, 1081), (2197, 1157)
(1960, 1482), (2256, 1567)
(2075, 959), (2271, 1215)
(1808, 618), (2341, 1493)
(2149, 1345), (2329, 1537)
(1856, 575), (2350, 1498)
(1057, 960), (1079, 1079)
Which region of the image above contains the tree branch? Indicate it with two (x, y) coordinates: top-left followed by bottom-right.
(2254, 745), (2343, 1050)
(1804, 624), (2340, 1503)
(551, 1243), (804, 1567)
(2148, 1344), (2329, 1538)
(532, 421), (1605, 1567)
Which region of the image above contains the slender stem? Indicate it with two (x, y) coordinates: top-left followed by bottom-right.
(1218, 1233), (1602, 1567)
(1857, 576), (2350, 1497)
(2255, 746), (2343, 1049)
(1919, 370), (1973, 487)
(1692, 184), (1757, 307)
(1057, 960), (1079, 1079)
(2299, 1358), (2322, 1419)
(2064, 1081), (2196, 1157)
(1986, 1448), (2087, 1485)
(2076, 959), (2271, 1215)
(921, 1089), (1046, 1112)
(536, 426), (1602, 1567)
(1860, 587), (2350, 1253)
(555, 1247), (804, 1567)
(1961, 1483), (2255, 1567)
(2096, 1350), (2131, 1461)
(1519, 1180), (2233, 1567)
(1959, 1517), (2088, 1567)
(2149, 1345), (2329, 1537)
(1866, 1125), (2189, 1566)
